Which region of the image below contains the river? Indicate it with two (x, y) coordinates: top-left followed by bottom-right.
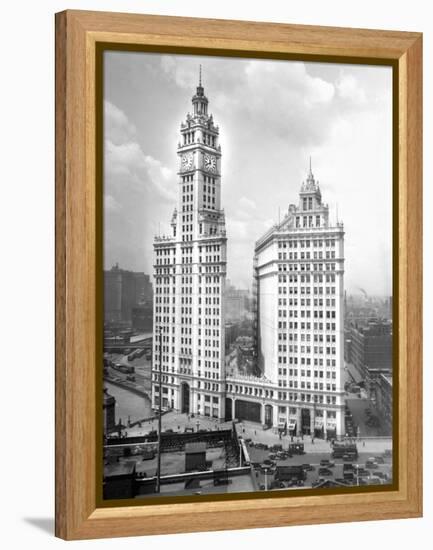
(104, 381), (152, 424)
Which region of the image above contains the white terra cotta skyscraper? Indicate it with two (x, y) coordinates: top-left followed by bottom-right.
(254, 163), (346, 438)
(152, 71), (227, 420)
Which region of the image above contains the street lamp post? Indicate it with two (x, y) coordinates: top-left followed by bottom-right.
(155, 325), (163, 493)
(239, 437), (243, 467)
(264, 467), (268, 491)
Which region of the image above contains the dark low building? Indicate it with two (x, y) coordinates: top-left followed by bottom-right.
(185, 442), (207, 472)
(103, 388), (116, 435)
(103, 461), (136, 499)
(225, 322), (239, 353)
(132, 303), (153, 332)
(374, 373), (393, 434)
(348, 319), (392, 379)
(104, 263), (153, 323)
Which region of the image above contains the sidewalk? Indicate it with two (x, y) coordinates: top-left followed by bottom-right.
(236, 420), (392, 455)
(123, 411), (392, 456)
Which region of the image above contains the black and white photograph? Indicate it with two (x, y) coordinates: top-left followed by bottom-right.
(102, 51), (394, 500)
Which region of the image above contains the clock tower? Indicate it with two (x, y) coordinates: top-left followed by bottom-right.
(176, 67), (224, 241)
(152, 69), (227, 420)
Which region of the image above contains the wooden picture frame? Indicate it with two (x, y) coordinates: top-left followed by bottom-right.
(55, 9), (422, 540)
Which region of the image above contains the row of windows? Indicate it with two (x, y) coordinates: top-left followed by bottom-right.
(277, 263), (338, 273)
(199, 224), (219, 234)
(155, 247), (175, 256)
(278, 406), (337, 419)
(227, 385), (273, 399)
(278, 299), (336, 311)
(278, 251), (336, 260)
(155, 284), (221, 296)
(155, 315), (222, 327)
(278, 369), (337, 378)
(276, 309), (337, 319)
(277, 392), (337, 405)
(302, 197), (318, 211)
(278, 239), (336, 249)
(278, 356), (338, 366)
(202, 132), (217, 147)
(268, 274), (336, 284)
(199, 255), (221, 263)
(182, 132), (195, 145)
(277, 346), (337, 355)
(276, 285), (336, 295)
(278, 287), (336, 306)
(279, 380), (337, 391)
(203, 195), (216, 206)
(295, 215), (322, 228)
(182, 193), (193, 203)
(278, 322), (336, 331)
(278, 334), (337, 343)
(199, 307), (220, 316)
(203, 184), (216, 194)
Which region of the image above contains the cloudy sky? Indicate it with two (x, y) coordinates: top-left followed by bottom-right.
(104, 51), (392, 296)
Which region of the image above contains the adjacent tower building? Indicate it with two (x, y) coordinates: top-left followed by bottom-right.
(151, 72), (227, 420)
(254, 163), (345, 438)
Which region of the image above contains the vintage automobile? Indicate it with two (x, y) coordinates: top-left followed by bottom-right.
(320, 459), (335, 467)
(318, 467), (333, 476)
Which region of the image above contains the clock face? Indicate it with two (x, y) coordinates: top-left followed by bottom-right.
(203, 153), (217, 173)
(181, 153), (193, 171)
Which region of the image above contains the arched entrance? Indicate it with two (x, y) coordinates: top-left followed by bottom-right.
(181, 382), (190, 414)
(234, 400), (261, 423)
(225, 397), (233, 421)
(265, 404), (273, 428)
(301, 408), (311, 435)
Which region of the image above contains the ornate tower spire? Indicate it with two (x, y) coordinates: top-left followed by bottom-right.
(192, 66), (208, 116)
(307, 155), (315, 184)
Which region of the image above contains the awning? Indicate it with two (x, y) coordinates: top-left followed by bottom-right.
(288, 422), (296, 430)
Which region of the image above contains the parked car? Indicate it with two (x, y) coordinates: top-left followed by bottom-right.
(320, 459), (335, 468)
(301, 463), (315, 471)
(318, 467), (333, 476)
(368, 476), (383, 485)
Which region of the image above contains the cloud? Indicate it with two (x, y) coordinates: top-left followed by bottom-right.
(104, 100), (136, 144)
(336, 74), (367, 104)
(104, 101), (176, 203)
(104, 194), (120, 213)
(239, 196), (257, 210)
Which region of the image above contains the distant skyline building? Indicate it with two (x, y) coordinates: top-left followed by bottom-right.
(225, 279), (251, 322)
(152, 72), (227, 419)
(253, 162), (346, 437)
(104, 263), (153, 323)
(347, 320), (392, 388)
